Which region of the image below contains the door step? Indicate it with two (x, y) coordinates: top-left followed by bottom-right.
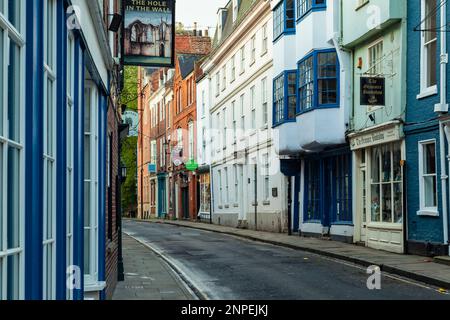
(434, 256), (450, 266)
(355, 241), (366, 247)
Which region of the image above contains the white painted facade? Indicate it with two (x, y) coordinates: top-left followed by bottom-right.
(200, 0), (289, 232)
(271, 0), (353, 240)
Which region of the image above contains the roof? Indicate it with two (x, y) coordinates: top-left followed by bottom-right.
(177, 54), (204, 79)
(212, 0), (258, 49)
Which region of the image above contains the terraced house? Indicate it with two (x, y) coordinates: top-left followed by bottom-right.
(272, 0), (353, 240)
(0, 0), (124, 300)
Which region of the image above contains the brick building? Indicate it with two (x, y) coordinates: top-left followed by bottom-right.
(137, 32), (211, 221)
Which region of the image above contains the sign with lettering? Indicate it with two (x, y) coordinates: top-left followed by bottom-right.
(122, 0), (175, 67)
(148, 163), (157, 173)
(350, 127), (401, 150)
(360, 77), (385, 106)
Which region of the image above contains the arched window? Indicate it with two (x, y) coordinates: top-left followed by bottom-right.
(131, 24), (139, 42)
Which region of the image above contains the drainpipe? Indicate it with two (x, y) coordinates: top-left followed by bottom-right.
(436, 0), (450, 255)
(443, 124), (450, 254)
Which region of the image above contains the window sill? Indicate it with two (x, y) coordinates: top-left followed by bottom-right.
(263, 200), (270, 206)
(261, 50), (267, 58)
(273, 30), (295, 44)
(252, 201), (258, 207)
(272, 119), (296, 128)
(355, 0), (369, 11)
(218, 205), (223, 209)
(233, 203), (239, 208)
(84, 281), (106, 292)
(250, 60), (255, 67)
(417, 209), (439, 217)
(249, 130), (257, 136)
(239, 70), (245, 76)
(225, 204), (230, 209)
(296, 104), (340, 116)
(417, 86), (438, 100)
(260, 124), (268, 130)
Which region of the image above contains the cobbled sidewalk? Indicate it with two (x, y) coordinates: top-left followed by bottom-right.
(112, 234), (195, 300)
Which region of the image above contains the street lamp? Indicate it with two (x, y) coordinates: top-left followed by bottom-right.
(121, 164), (127, 182)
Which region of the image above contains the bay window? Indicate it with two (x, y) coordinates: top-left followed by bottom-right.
(0, 0), (25, 301)
(273, 0), (295, 41)
(298, 50), (339, 112)
(273, 71), (296, 126)
(418, 140), (438, 215)
(297, 0), (326, 21)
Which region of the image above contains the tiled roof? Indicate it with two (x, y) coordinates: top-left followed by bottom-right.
(177, 54), (204, 79)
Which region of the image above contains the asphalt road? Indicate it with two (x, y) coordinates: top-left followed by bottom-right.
(123, 220), (450, 300)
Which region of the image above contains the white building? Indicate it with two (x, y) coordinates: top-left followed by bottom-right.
(271, 0), (353, 241)
(198, 0), (289, 232)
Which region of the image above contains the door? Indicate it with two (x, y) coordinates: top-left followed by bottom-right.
(182, 187), (189, 219)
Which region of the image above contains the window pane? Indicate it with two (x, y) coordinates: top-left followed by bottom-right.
(0, 258), (3, 300)
(394, 183), (403, 223)
(8, 0), (21, 31)
(7, 254), (19, 300)
(84, 136), (91, 179)
(46, 79), (54, 156)
(8, 40), (20, 142)
(371, 185), (380, 222)
(382, 184), (392, 223)
(0, 29), (3, 136)
(84, 182), (90, 227)
(371, 147), (380, 183)
(425, 0), (437, 42)
(393, 143), (402, 181)
(424, 176), (437, 207)
(7, 146), (19, 250)
(46, 161), (53, 239)
(427, 40), (437, 87)
(424, 143), (436, 174)
(381, 144), (391, 182)
(84, 230), (90, 275)
(84, 89), (91, 132)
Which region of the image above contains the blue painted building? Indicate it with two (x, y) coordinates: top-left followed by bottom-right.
(0, 0), (122, 300)
(405, 0), (449, 256)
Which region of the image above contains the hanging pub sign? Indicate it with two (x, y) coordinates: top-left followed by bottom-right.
(122, 0), (175, 67)
(360, 77), (385, 106)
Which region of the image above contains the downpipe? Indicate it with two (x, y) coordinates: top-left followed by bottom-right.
(436, 0), (450, 256)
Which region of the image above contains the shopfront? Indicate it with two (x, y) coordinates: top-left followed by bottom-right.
(350, 122), (405, 253)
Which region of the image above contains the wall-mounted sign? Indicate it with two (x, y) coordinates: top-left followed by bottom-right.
(360, 77), (385, 106)
(350, 126), (401, 151)
(122, 110), (139, 136)
(122, 0), (175, 67)
(172, 147), (183, 167)
(148, 163), (157, 173)
(186, 159), (198, 172)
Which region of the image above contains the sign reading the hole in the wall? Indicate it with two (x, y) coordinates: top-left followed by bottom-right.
(360, 77), (385, 106)
(122, 0), (175, 67)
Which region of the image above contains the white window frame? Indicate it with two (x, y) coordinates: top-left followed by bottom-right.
(262, 23), (268, 55)
(225, 167), (229, 205)
(43, 0), (57, 300)
(84, 82), (100, 287)
(231, 55), (236, 83)
(250, 35), (256, 65)
(0, 0), (26, 301)
(66, 30), (75, 300)
(418, 0), (438, 99)
(250, 86), (256, 129)
(240, 45), (245, 74)
(261, 77), (268, 126)
(418, 139), (439, 216)
(188, 121), (194, 160)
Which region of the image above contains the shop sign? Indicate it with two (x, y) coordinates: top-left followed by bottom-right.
(360, 77), (385, 106)
(350, 127), (400, 150)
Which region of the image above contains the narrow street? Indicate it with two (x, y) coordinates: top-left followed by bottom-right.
(123, 220), (450, 300)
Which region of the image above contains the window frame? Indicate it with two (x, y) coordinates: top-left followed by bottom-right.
(273, 70), (297, 127)
(418, 139), (439, 216)
(273, 0), (296, 42)
(0, 0), (26, 301)
(418, 0), (438, 99)
(297, 49), (340, 114)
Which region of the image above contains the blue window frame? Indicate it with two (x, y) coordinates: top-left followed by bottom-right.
(296, 0), (326, 22)
(273, 71), (297, 126)
(297, 49), (339, 113)
(273, 0), (295, 42)
(333, 154), (352, 223)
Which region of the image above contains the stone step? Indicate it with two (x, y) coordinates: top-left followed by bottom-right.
(434, 256), (450, 266)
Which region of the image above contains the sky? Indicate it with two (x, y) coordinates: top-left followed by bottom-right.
(175, 0), (226, 31)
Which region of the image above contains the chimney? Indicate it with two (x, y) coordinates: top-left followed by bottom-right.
(204, 28), (209, 37)
(193, 22), (197, 36)
(198, 30), (203, 37)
